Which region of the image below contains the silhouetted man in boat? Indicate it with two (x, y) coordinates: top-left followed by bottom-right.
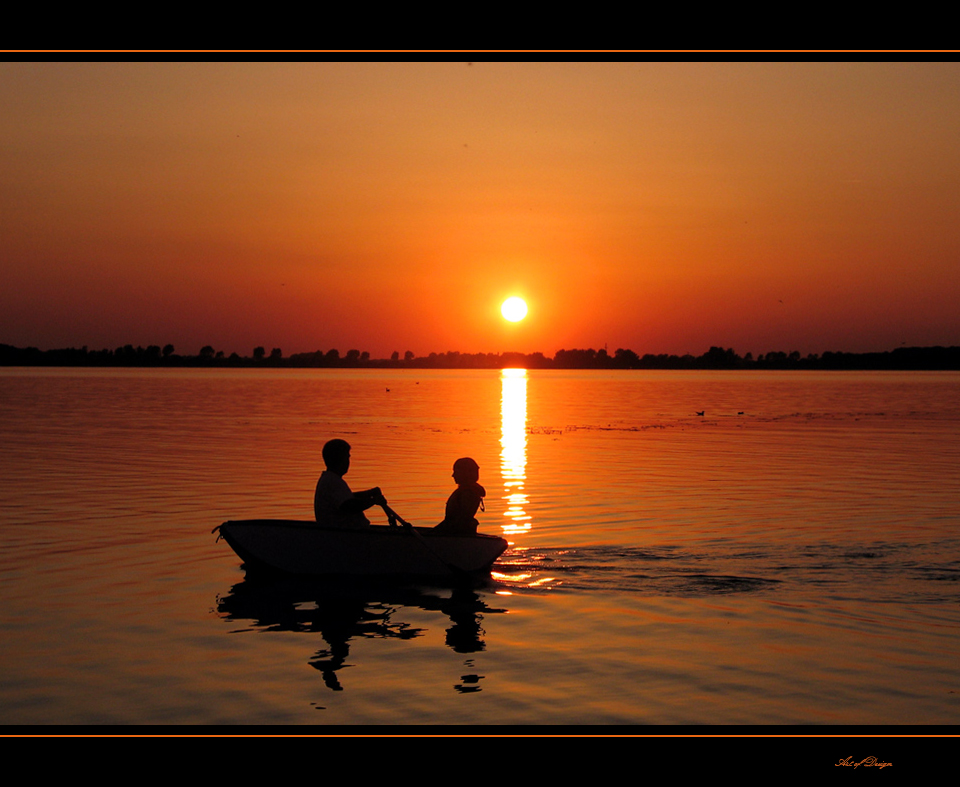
(314, 439), (389, 528)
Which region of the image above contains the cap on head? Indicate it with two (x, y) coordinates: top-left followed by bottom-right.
(453, 457), (480, 482)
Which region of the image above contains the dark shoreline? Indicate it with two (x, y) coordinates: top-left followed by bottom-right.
(4, 343), (960, 371)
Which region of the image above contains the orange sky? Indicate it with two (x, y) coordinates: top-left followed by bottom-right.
(3, 61), (960, 358)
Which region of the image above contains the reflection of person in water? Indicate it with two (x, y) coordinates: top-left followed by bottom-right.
(314, 438), (388, 528)
(434, 457), (485, 535)
(443, 587), (486, 654)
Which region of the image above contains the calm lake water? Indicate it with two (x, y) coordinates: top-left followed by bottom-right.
(1, 367), (959, 726)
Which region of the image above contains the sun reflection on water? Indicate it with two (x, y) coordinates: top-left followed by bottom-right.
(500, 368), (531, 535)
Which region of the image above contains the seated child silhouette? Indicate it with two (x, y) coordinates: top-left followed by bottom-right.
(434, 457), (485, 535)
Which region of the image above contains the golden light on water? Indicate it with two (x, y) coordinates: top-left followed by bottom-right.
(500, 367), (531, 534)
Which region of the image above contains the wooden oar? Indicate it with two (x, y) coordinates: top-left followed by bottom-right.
(382, 503), (468, 581)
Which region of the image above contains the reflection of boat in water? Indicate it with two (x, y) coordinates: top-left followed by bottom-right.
(216, 520), (508, 580)
(216, 570), (507, 691)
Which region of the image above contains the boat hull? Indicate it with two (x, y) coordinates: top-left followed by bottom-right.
(217, 519), (508, 579)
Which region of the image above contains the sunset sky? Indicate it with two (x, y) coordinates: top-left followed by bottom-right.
(3, 60), (960, 359)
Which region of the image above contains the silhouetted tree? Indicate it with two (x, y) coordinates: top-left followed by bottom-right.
(253, 346), (265, 361)
(555, 348), (599, 368)
(701, 346), (740, 368)
(527, 351), (548, 368)
(12, 339), (960, 371)
(762, 351), (787, 366)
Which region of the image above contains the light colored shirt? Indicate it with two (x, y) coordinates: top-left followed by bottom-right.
(314, 471), (370, 528)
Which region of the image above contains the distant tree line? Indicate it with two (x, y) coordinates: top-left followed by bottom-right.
(3, 342), (960, 370)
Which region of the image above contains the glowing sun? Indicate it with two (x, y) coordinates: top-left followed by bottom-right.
(501, 296), (528, 322)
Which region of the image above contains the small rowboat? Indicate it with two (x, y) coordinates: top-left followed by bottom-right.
(215, 519), (508, 580)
